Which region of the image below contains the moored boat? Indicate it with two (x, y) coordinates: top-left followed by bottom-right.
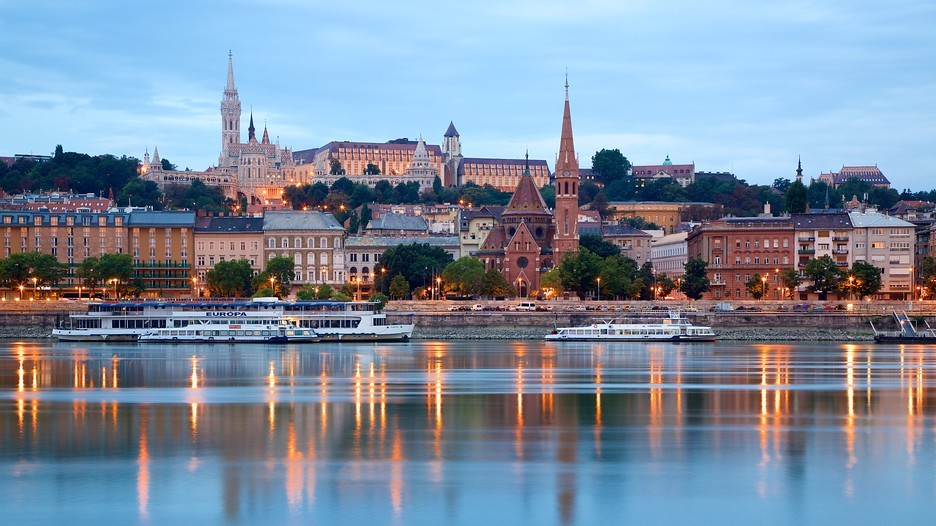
(871, 311), (936, 343)
(545, 309), (716, 342)
(52, 298), (413, 343)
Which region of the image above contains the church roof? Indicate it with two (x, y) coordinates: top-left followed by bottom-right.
(444, 121), (459, 137)
(262, 210), (344, 231)
(502, 174), (551, 217)
(366, 214), (429, 232)
(477, 227), (506, 252)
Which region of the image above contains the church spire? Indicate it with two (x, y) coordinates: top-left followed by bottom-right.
(552, 74), (581, 266)
(555, 75), (577, 173)
(248, 111), (256, 141)
(261, 120), (270, 145)
(226, 50), (236, 92)
(796, 155), (803, 182)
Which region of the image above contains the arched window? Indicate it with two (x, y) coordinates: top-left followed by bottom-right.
(295, 237), (302, 248)
(281, 237), (288, 249)
(268, 238), (275, 248)
(308, 237), (315, 248)
(307, 253), (315, 265)
(320, 237), (328, 249)
(334, 237), (341, 249)
(294, 253), (301, 265)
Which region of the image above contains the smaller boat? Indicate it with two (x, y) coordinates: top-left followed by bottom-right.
(871, 311), (936, 343)
(138, 311), (320, 344)
(545, 309), (716, 342)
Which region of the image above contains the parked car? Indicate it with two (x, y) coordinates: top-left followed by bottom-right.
(515, 302), (537, 311)
(471, 304), (484, 311)
(792, 303), (810, 312)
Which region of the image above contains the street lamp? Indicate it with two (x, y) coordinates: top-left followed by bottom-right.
(517, 277), (523, 299)
(18, 284), (24, 301)
(111, 278), (118, 300)
(32, 276), (38, 300)
(192, 276), (198, 299)
(909, 267), (915, 301)
(761, 276), (767, 301)
(269, 275), (276, 297)
(436, 276), (441, 301)
(597, 277), (601, 302)
(356, 276), (361, 301)
(77, 285), (82, 301)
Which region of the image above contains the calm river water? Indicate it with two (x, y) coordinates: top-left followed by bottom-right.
(1, 339), (935, 525)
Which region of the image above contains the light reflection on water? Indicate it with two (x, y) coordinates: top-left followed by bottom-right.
(1, 339), (935, 525)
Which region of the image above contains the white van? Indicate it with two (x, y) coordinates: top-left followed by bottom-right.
(515, 302), (537, 311)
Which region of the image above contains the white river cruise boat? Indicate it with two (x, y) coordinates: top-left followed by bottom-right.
(545, 310), (716, 342)
(52, 298), (414, 343)
(138, 309), (320, 343)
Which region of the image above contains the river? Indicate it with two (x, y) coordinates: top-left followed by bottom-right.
(1, 339), (934, 525)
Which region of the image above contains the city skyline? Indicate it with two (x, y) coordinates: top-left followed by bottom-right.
(1, 0), (934, 189)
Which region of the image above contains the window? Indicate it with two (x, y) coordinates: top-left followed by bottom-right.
(783, 239), (789, 248)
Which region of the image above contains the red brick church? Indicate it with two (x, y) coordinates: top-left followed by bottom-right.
(476, 81), (581, 296)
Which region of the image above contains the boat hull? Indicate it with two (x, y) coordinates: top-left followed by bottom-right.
(873, 335), (936, 344)
(545, 334), (716, 343)
(51, 329), (143, 342)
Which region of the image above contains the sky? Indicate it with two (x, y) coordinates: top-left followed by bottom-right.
(1, 0), (935, 190)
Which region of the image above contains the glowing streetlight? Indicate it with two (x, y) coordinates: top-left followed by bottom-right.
(18, 284), (24, 301)
(111, 278), (118, 300)
(32, 276), (38, 300)
(761, 275), (767, 301)
(269, 275), (276, 297)
(597, 277), (601, 302)
(436, 276), (441, 301)
(909, 266), (915, 301)
(192, 276), (198, 298)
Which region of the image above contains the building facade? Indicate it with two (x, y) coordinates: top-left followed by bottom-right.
(605, 201), (717, 235)
(631, 156), (695, 187)
(261, 211), (347, 290)
(687, 217), (795, 301)
(193, 216), (265, 292)
(650, 231), (688, 277)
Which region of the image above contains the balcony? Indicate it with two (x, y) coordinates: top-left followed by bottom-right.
(832, 249), (848, 254)
(832, 236), (849, 242)
(797, 236), (815, 242)
(798, 249), (816, 255)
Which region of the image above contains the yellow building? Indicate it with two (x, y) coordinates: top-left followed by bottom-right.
(605, 201), (717, 235)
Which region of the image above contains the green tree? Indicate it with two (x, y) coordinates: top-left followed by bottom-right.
(296, 284), (318, 300)
(76, 256), (101, 294)
(681, 258), (710, 300)
(579, 233), (620, 258)
(598, 255), (641, 299)
(657, 273), (676, 298)
(255, 256), (295, 297)
(557, 248), (603, 299)
(785, 179), (808, 213)
(540, 268), (563, 298)
(95, 253), (134, 298)
(772, 178), (792, 193)
(591, 148), (632, 186)
(388, 273), (410, 300)
(921, 256), (936, 299)
(373, 244), (454, 296)
(364, 163), (381, 175)
(481, 269), (513, 299)
(803, 255), (842, 294)
(206, 259), (254, 297)
(441, 257), (486, 298)
(847, 261), (882, 298)
(780, 268), (801, 299)
(0, 251), (67, 295)
(329, 158), (345, 176)
(315, 284), (335, 299)
(745, 273), (768, 300)
(118, 179), (163, 209)
(370, 292), (389, 309)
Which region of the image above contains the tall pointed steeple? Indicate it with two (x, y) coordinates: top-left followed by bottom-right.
(226, 50), (236, 92)
(552, 73), (580, 266)
(220, 51), (242, 165)
(261, 120), (270, 145)
(248, 112), (256, 142)
(796, 156), (803, 182)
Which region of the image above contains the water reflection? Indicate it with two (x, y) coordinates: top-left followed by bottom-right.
(1, 340), (935, 524)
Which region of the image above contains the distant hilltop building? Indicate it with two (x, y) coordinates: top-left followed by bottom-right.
(631, 155), (695, 187)
(141, 52), (295, 206)
(290, 122), (551, 193)
(814, 165), (890, 189)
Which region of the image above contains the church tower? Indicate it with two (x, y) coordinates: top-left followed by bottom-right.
(442, 121), (463, 186)
(552, 76), (580, 266)
(220, 51), (241, 166)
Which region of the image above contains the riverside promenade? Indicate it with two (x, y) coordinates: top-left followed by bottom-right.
(0, 298), (929, 341)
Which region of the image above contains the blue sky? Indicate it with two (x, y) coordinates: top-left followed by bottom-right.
(1, 0), (934, 190)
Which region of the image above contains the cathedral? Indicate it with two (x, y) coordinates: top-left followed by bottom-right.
(141, 52), (295, 206)
(475, 81), (580, 296)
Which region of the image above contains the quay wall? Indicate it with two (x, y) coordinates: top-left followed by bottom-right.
(0, 299), (927, 341)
